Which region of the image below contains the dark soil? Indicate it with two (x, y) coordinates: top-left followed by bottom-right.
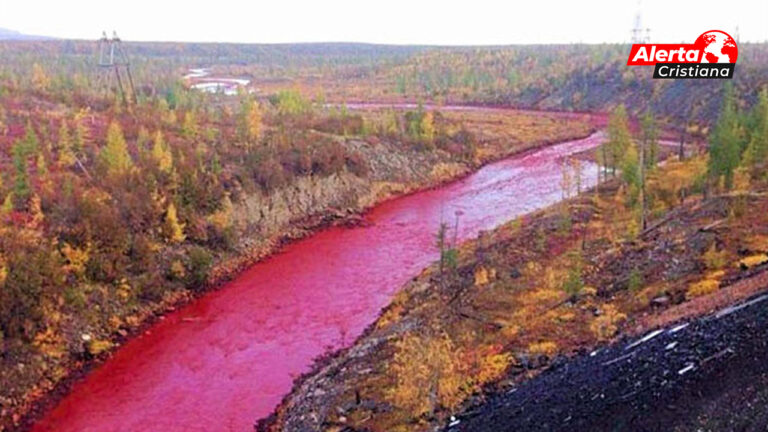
(447, 291), (768, 432)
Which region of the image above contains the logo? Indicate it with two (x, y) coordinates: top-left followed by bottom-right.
(627, 30), (738, 79)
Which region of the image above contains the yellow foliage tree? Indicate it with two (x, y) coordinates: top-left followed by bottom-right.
(1, 193), (13, 215)
(181, 111), (198, 139)
(421, 111), (435, 143)
(0, 254), (7, 286)
(207, 193), (233, 231)
(57, 122), (76, 167)
(151, 131), (173, 173)
(31, 63), (50, 91)
(248, 101), (263, 140)
(100, 121), (133, 176)
(28, 194), (44, 228)
(387, 331), (464, 417)
(61, 242), (90, 279)
(383, 109), (399, 136)
(164, 202), (186, 243)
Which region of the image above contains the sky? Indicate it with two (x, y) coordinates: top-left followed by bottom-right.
(2, 0), (767, 45)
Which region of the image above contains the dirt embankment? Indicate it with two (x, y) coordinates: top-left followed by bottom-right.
(260, 159), (768, 432)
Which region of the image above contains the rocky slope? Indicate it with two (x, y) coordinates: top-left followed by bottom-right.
(447, 284), (768, 432)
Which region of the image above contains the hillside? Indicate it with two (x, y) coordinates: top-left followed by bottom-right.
(261, 91), (768, 432)
(2, 40), (767, 128)
(0, 29), (52, 41)
(447, 287), (768, 431)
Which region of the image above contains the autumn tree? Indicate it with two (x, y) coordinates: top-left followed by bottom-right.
(273, 90), (311, 116)
(387, 331), (463, 417)
(164, 202), (186, 243)
(620, 137), (642, 205)
(0, 105), (6, 135)
(640, 109), (658, 169)
(73, 114), (88, 155)
(36, 153), (49, 184)
(237, 99), (263, 144)
(57, 122), (76, 167)
(636, 109), (658, 229)
(743, 89), (768, 177)
(31, 63), (50, 92)
(382, 109), (400, 137)
(247, 100), (263, 140)
(1, 193), (12, 215)
(11, 140), (30, 210)
(708, 85), (743, 190)
(421, 111), (436, 143)
(562, 249), (584, 298)
(181, 111), (199, 140)
(605, 105), (631, 176)
(22, 122), (40, 154)
(0, 233), (63, 340)
(99, 121), (133, 177)
(435, 220), (457, 283)
(151, 131), (173, 173)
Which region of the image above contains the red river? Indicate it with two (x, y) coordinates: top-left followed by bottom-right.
(32, 132), (605, 432)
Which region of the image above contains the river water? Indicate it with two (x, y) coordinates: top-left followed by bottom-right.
(32, 132), (604, 432)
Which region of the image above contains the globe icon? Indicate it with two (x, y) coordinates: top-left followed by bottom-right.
(695, 30), (738, 64)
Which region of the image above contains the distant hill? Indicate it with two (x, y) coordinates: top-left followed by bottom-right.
(0, 27), (53, 40)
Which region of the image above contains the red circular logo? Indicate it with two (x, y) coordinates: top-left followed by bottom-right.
(694, 30), (738, 64)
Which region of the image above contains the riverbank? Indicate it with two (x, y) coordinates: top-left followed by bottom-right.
(12, 109), (594, 432)
(261, 152), (768, 431)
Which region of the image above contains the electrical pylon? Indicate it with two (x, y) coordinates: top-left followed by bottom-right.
(630, 1), (650, 44)
(96, 31), (137, 105)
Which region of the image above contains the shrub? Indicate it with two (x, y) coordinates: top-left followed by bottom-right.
(186, 246), (213, 289)
(386, 331), (463, 417)
(345, 151), (369, 177)
(590, 304), (627, 341)
(313, 113), (365, 136)
(738, 254), (768, 269)
(255, 156), (287, 191)
(0, 240), (62, 340)
(528, 341), (558, 357)
(703, 243), (728, 270)
(627, 267), (643, 292)
(686, 278), (720, 299)
(561, 250), (584, 297)
(271, 90), (312, 117)
(312, 141), (346, 176)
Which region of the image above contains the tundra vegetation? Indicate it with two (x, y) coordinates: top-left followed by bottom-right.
(263, 85), (768, 432)
(0, 42), (598, 429)
(0, 40), (766, 431)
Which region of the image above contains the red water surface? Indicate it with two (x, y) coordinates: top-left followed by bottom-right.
(32, 132), (605, 432)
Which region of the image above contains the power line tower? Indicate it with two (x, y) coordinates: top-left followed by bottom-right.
(630, 0), (650, 43)
(96, 31), (137, 105)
